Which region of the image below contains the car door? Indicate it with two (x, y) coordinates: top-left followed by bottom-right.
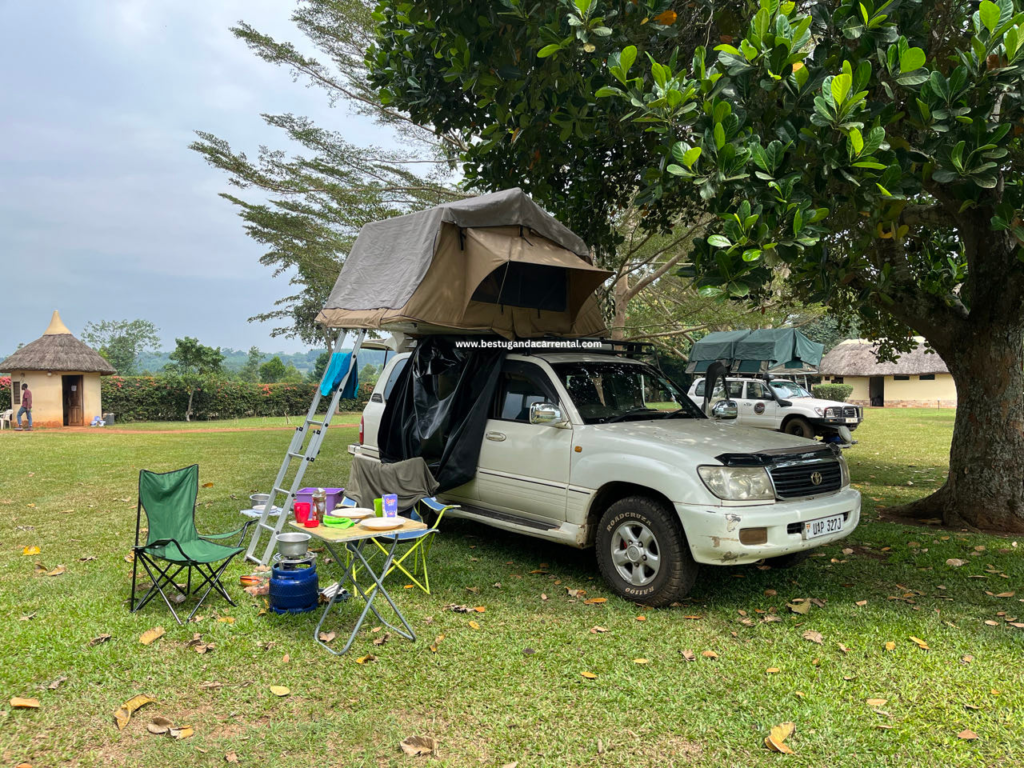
(474, 361), (573, 521)
(742, 380), (780, 428)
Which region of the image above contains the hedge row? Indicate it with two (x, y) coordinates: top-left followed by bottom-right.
(100, 376), (370, 422)
(811, 383), (854, 403)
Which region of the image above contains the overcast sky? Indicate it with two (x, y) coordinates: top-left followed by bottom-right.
(0, 0), (394, 356)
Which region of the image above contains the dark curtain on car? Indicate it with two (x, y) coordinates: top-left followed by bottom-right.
(378, 336), (506, 492)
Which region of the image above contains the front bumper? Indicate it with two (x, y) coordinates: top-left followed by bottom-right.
(676, 487), (861, 565)
(809, 416), (861, 430)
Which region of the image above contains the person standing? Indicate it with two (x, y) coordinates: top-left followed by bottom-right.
(16, 383), (32, 431)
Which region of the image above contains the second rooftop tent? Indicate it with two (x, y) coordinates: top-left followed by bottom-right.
(685, 328), (825, 376)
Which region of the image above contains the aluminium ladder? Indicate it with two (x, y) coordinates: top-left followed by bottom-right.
(245, 329), (366, 565)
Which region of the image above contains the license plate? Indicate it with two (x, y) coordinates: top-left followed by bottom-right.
(845, 417), (858, 424)
(804, 514), (844, 539)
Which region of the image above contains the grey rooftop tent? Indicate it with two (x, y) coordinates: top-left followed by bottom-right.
(685, 328), (824, 375)
(316, 188), (612, 339)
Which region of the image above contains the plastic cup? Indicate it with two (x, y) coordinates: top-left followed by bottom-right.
(373, 498), (384, 517)
(294, 502), (310, 524)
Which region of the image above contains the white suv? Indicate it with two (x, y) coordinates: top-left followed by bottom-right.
(354, 351), (860, 606)
(687, 377), (863, 440)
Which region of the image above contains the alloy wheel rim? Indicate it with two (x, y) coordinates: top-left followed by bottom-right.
(610, 521), (660, 587)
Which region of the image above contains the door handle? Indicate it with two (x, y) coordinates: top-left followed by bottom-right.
(485, 431), (506, 442)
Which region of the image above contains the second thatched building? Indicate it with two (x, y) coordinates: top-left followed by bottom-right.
(818, 338), (956, 408)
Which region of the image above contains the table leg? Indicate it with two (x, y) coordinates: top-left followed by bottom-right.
(314, 536), (415, 656)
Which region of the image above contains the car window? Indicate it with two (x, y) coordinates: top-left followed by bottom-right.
(696, 379), (742, 399)
(694, 380), (705, 397)
(745, 381), (773, 400)
(496, 370), (552, 423)
(553, 361), (702, 424)
(382, 357), (408, 401)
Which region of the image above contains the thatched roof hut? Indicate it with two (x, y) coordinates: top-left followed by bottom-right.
(819, 338), (949, 376)
(0, 311), (116, 375)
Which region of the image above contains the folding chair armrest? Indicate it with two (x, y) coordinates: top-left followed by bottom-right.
(136, 538), (189, 559)
(200, 519), (255, 547)
(417, 498), (459, 527)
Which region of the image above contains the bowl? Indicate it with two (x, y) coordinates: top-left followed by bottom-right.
(250, 493), (270, 508)
(276, 532), (311, 558)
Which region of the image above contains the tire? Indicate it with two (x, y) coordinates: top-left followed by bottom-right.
(595, 496), (698, 607)
(782, 417), (815, 438)
(764, 550), (811, 569)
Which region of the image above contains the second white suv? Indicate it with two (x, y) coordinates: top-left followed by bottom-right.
(686, 377), (863, 440)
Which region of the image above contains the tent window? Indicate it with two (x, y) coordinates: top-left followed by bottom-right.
(919, 374), (935, 381)
(13, 380), (20, 405)
(471, 262), (568, 312)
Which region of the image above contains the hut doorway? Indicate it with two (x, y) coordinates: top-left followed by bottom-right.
(62, 375), (83, 426)
(869, 376), (885, 407)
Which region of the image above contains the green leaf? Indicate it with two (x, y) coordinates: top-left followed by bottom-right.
(620, 45), (637, 76)
(951, 140), (965, 170)
(899, 47), (926, 73)
(741, 248), (763, 262)
(714, 122), (726, 150)
(537, 44), (562, 58)
(682, 146), (702, 168)
(980, 0), (1001, 33)
(853, 161), (887, 169)
(707, 234), (733, 248)
(697, 285), (725, 298)
(830, 73), (852, 105)
(849, 128), (864, 155)
(595, 86), (624, 98)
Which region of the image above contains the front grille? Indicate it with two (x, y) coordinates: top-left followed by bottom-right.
(769, 461), (842, 499)
(843, 406), (860, 419)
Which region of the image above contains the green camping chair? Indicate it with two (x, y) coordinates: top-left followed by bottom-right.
(130, 465), (253, 624)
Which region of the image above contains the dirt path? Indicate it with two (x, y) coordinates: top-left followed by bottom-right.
(53, 424), (360, 436)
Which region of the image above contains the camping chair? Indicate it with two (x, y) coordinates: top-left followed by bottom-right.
(336, 496), (456, 594)
(0, 409), (11, 430)
(130, 465), (254, 624)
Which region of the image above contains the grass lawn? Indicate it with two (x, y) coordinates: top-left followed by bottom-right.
(108, 414), (361, 431)
(1, 409), (1022, 767)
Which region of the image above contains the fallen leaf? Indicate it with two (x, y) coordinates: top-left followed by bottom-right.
(767, 667), (781, 674)
(170, 726), (194, 739)
(842, 548), (854, 555)
(946, 558), (967, 567)
(318, 631), (336, 643)
(788, 601), (811, 615)
(373, 632), (391, 647)
(139, 627), (165, 646)
(995, 592), (1016, 598)
(429, 634), (445, 653)
(866, 698), (887, 707)
(400, 735), (437, 757)
(985, 620), (999, 626)
(633, 658), (649, 665)
(765, 721), (796, 754)
(20, 612), (36, 621)
(269, 686), (290, 697)
(147, 716), (173, 735)
(89, 633), (112, 647)
(838, 643), (851, 654)
(202, 482), (214, 488)
(225, 751), (239, 763)
(10, 697), (40, 709)
(794, 691), (805, 698)
(961, 655), (974, 664)
(885, 641), (896, 651)
(802, 630), (823, 645)
(855, 600), (868, 607)
(681, 649), (696, 662)
(590, 626), (608, 634)
(217, 616), (235, 624)
(583, 598), (607, 605)
(958, 729), (979, 741)
(522, 647), (535, 656)
(468, 620), (480, 630)
(764, 589), (778, 597)
(909, 635), (930, 650)
(113, 694), (155, 730)
(282, 653), (290, 663)
(702, 650), (719, 660)
(635, 615), (646, 622)
(581, 671), (597, 679)
(473, 606), (486, 613)
(355, 654), (377, 664)
(22, 546), (40, 556)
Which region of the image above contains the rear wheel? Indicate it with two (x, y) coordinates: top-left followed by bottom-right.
(783, 417), (815, 438)
(595, 496), (698, 607)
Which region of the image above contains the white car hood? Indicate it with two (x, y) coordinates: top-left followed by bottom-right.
(589, 418), (826, 456)
(784, 397), (854, 411)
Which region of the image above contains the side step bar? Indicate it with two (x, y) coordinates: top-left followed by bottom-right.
(446, 502), (560, 531)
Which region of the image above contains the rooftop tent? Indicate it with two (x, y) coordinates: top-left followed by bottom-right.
(316, 188), (612, 339)
(685, 328), (824, 375)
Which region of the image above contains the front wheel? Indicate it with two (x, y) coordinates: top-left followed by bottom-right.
(782, 417), (815, 438)
(595, 496), (698, 607)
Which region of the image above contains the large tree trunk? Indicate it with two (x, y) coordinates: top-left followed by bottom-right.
(611, 273), (629, 340)
(901, 319), (1024, 532)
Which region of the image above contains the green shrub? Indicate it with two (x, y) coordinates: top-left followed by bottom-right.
(101, 376), (370, 422)
(812, 383), (854, 403)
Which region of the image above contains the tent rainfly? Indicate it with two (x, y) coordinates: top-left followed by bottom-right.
(316, 188), (612, 339)
(686, 328), (824, 375)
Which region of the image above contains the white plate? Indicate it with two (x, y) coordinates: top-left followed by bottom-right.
(327, 507), (375, 520)
(359, 516), (406, 531)
(803, 514), (844, 540)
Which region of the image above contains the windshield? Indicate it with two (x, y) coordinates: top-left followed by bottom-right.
(770, 381), (812, 398)
(551, 361), (703, 424)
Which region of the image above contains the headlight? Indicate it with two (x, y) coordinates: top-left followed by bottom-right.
(813, 407), (824, 416)
(839, 455), (850, 486)
(698, 466), (775, 501)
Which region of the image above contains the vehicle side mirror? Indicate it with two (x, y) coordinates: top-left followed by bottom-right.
(529, 402), (568, 427)
(711, 400), (738, 420)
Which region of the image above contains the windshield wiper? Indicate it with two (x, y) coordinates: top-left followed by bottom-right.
(604, 407), (660, 424)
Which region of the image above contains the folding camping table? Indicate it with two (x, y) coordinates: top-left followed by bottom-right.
(289, 518), (427, 656)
